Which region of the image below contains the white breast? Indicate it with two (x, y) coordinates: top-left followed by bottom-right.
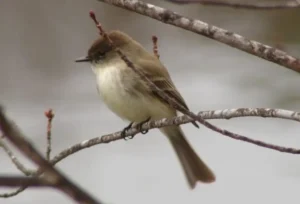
(92, 61), (174, 123)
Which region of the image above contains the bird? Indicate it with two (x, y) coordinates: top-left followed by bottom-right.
(75, 30), (215, 188)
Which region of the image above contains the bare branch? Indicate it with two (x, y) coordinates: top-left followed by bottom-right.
(0, 176), (54, 188)
(166, 0), (300, 9)
(0, 139), (31, 197)
(50, 108), (300, 167)
(0, 138), (35, 176)
(0, 106), (102, 204)
(96, 0), (300, 73)
(0, 187), (26, 198)
(0, 109), (55, 198)
(1, 108), (300, 198)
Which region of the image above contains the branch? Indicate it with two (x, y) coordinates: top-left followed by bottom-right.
(50, 108), (300, 168)
(0, 138), (35, 176)
(96, 0), (300, 73)
(0, 109), (55, 198)
(0, 176), (54, 188)
(0, 139), (30, 197)
(166, 0), (300, 9)
(2, 108), (300, 197)
(0, 187), (26, 198)
(0, 106), (102, 204)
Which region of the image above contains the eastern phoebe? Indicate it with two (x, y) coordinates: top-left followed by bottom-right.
(75, 30), (215, 188)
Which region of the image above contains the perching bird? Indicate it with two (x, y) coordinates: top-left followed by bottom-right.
(75, 30), (215, 188)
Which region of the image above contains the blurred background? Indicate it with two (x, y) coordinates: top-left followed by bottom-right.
(1, 0), (300, 203)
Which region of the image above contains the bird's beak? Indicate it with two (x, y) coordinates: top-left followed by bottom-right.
(75, 56), (91, 63)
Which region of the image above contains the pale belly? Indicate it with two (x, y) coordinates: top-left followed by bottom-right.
(94, 64), (174, 123)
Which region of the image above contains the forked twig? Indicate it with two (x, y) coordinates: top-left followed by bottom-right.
(0, 106), (102, 204)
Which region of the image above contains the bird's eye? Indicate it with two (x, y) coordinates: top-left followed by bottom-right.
(94, 52), (106, 63)
(98, 52), (106, 59)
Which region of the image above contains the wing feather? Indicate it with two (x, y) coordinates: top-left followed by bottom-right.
(137, 58), (199, 128)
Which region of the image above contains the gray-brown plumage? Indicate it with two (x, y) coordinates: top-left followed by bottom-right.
(76, 30), (216, 188)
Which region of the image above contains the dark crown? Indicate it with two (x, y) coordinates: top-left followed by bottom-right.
(87, 30), (132, 60)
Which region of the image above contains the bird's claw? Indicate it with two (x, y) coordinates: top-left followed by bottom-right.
(121, 117), (151, 140)
(136, 117), (151, 134)
(121, 122), (134, 140)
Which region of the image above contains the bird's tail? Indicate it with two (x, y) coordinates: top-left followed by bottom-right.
(160, 126), (215, 189)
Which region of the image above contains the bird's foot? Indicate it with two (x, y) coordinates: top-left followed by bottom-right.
(121, 122), (134, 140)
(121, 117), (151, 140)
(136, 117), (151, 134)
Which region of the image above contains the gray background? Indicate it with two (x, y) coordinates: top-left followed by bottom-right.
(1, 0), (300, 203)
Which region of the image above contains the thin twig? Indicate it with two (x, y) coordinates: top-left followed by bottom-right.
(89, 10), (104, 35)
(167, 0), (300, 9)
(0, 176), (53, 188)
(0, 187), (26, 198)
(96, 0), (300, 73)
(0, 108), (55, 198)
(152, 35), (160, 59)
(0, 106), (102, 204)
(45, 109), (54, 161)
(0, 138), (35, 176)
(0, 137), (34, 198)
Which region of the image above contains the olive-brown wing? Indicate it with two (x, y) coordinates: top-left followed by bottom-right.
(138, 58), (199, 128)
